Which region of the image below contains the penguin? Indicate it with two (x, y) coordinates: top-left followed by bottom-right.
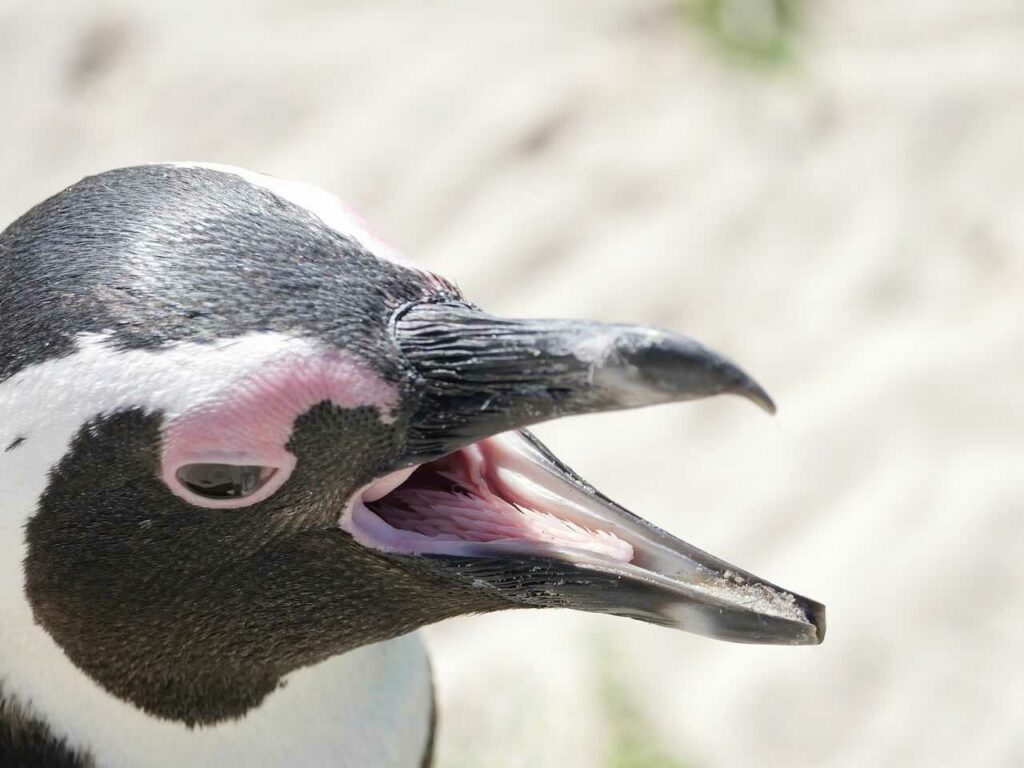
(0, 164), (825, 768)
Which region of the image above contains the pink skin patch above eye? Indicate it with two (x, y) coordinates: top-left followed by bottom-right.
(161, 348), (400, 509)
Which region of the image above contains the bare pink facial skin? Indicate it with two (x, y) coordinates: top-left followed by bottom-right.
(161, 348), (400, 509)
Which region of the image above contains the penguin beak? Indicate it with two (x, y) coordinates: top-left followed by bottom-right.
(344, 301), (825, 645)
(392, 301), (777, 461)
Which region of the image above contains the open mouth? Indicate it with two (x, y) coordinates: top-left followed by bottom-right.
(347, 435), (633, 562)
(342, 430), (825, 645)
(356, 294), (829, 644)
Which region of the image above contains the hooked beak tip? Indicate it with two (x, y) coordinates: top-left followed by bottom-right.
(736, 378), (777, 415)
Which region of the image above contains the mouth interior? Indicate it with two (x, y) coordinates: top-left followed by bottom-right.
(347, 438), (634, 562)
(342, 433), (821, 640)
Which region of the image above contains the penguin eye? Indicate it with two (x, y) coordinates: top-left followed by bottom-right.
(175, 464), (277, 500)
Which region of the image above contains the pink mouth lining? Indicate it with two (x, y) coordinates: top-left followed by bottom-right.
(345, 438), (634, 563)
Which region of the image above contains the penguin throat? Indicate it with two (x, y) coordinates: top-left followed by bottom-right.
(345, 437), (633, 563)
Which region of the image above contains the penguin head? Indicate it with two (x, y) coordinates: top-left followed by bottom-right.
(0, 165), (823, 726)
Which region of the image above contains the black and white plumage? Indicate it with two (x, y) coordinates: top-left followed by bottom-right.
(0, 164), (824, 768)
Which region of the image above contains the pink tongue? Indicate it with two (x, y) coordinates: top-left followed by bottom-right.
(368, 466), (634, 561)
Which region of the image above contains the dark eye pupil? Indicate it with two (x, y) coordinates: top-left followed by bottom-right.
(176, 464), (275, 499)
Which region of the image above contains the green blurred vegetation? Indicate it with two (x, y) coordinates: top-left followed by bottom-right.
(595, 639), (695, 768)
(678, 0), (804, 66)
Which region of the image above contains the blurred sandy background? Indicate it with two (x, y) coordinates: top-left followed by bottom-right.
(2, 1), (1023, 766)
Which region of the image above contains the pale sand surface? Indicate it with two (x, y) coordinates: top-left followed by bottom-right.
(1, 1), (1022, 766)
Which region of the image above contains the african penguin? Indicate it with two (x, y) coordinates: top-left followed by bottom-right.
(0, 164), (824, 768)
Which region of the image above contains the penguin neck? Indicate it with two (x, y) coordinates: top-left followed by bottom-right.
(2, 480), (438, 768)
(0, 417), (436, 768)
(0, 627), (435, 768)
